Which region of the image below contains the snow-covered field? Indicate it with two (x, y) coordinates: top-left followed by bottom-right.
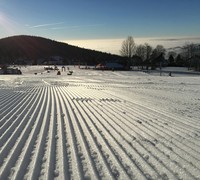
(0, 66), (200, 180)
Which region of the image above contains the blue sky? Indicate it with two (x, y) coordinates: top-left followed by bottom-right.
(1, 0), (200, 54)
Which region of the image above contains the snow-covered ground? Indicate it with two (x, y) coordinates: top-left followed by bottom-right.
(0, 66), (200, 180)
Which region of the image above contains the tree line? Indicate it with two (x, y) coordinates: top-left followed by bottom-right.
(120, 36), (200, 71)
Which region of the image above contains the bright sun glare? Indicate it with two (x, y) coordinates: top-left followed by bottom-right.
(0, 11), (15, 34)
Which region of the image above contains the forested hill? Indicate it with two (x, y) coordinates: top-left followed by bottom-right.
(0, 35), (125, 65)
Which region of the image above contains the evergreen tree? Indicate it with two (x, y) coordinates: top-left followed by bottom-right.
(176, 54), (185, 67)
(168, 54), (175, 66)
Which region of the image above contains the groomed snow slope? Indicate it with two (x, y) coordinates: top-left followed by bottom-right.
(0, 66), (200, 180)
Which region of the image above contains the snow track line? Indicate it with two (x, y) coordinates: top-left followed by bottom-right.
(40, 87), (57, 180)
(52, 86), (70, 179)
(53, 86), (82, 180)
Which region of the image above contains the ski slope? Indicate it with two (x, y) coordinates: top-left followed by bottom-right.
(0, 66), (200, 179)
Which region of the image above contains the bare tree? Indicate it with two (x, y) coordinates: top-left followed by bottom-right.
(150, 45), (166, 70)
(183, 43), (196, 59)
(152, 45), (166, 58)
(135, 44), (146, 61)
(144, 43), (153, 61)
(135, 43), (153, 69)
(120, 36), (136, 59)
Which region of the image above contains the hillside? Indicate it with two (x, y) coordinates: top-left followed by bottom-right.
(0, 35), (126, 65)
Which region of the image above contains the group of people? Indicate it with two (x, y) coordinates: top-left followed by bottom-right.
(57, 66), (73, 75)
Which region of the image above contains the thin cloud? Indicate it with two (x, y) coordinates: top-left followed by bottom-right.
(29, 22), (65, 28)
(27, 22), (104, 30)
(151, 36), (200, 42)
(50, 25), (79, 30)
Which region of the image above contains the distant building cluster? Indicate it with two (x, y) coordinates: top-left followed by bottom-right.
(0, 65), (22, 74)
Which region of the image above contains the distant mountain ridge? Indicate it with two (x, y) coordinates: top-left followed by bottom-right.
(0, 35), (125, 65)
